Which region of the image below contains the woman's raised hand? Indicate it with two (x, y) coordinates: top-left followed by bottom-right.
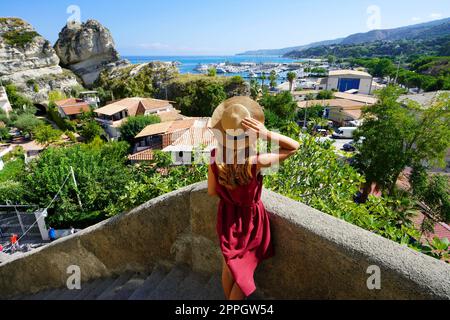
(242, 117), (269, 139)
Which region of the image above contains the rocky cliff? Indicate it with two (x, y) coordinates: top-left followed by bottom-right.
(54, 20), (129, 87)
(0, 18), (79, 103)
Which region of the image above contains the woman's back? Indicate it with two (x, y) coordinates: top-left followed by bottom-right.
(210, 148), (263, 208)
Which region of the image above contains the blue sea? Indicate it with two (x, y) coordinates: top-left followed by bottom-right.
(123, 55), (298, 84)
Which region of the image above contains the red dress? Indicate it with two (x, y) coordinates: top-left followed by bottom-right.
(210, 149), (275, 297)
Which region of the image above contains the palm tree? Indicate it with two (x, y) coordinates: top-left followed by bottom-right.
(287, 72), (297, 92)
(269, 70), (277, 89)
(250, 79), (259, 100)
(260, 72), (267, 89)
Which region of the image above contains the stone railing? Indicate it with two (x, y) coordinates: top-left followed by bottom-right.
(0, 182), (449, 299)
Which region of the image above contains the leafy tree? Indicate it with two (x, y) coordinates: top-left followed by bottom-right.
(0, 126), (10, 141)
(410, 164), (450, 223)
(354, 87), (450, 197)
(259, 91), (298, 121)
(287, 72), (296, 92)
(81, 120), (104, 143)
(207, 67), (217, 77)
(5, 84), (35, 114)
(297, 104), (325, 122)
(316, 90), (334, 100)
(265, 135), (420, 247)
(48, 90), (67, 103)
(33, 124), (62, 146)
(176, 81), (227, 117)
(14, 114), (43, 136)
(22, 141), (133, 226)
(119, 115), (161, 144)
(327, 55), (336, 64)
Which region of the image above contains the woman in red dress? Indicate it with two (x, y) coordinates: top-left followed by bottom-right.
(208, 97), (300, 300)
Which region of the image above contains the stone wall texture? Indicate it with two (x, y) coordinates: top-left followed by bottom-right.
(0, 182), (449, 299)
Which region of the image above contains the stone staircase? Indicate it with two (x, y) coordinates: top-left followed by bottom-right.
(16, 264), (262, 300)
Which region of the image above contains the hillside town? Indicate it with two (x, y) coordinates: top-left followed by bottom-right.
(0, 4), (449, 303)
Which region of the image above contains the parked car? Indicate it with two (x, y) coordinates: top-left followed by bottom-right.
(316, 129), (328, 137)
(332, 127), (358, 139)
(342, 141), (356, 152)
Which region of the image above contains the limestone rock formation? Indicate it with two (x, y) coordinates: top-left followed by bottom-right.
(54, 19), (130, 86)
(0, 18), (79, 103)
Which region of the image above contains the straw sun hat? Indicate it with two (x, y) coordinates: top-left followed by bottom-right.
(209, 96), (265, 150)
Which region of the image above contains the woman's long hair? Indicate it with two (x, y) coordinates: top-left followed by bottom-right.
(216, 147), (253, 190)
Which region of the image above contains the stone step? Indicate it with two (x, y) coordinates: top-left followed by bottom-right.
(176, 271), (211, 300)
(73, 278), (104, 300)
(83, 277), (118, 300)
(22, 289), (52, 300)
(203, 274), (225, 300)
(128, 265), (168, 300)
(146, 265), (190, 300)
(43, 288), (66, 300)
(96, 273), (135, 300)
(13, 264), (262, 300)
(110, 275), (147, 300)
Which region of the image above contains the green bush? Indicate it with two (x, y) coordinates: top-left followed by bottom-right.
(2, 30), (39, 48)
(316, 90), (334, 100)
(5, 84), (35, 114)
(119, 115), (161, 145)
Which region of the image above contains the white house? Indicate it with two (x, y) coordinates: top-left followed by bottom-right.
(326, 70), (374, 95)
(94, 98), (180, 140)
(0, 144), (13, 171)
(0, 86), (13, 116)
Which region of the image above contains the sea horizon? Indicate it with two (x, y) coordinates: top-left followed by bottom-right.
(122, 55), (299, 81)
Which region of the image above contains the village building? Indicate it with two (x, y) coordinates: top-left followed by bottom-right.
(54, 98), (91, 120)
(325, 70), (374, 95)
(129, 118), (214, 165)
(79, 91), (100, 109)
(0, 86), (13, 116)
(298, 97), (375, 127)
(163, 119), (217, 165)
(134, 119), (198, 152)
(94, 98), (180, 140)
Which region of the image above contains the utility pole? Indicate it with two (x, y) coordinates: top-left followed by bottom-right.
(303, 102), (308, 131)
(7, 201), (25, 236)
(394, 53), (403, 85)
(70, 166), (83, 210)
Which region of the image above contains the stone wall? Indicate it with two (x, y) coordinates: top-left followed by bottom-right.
(0, 182), (449, 299)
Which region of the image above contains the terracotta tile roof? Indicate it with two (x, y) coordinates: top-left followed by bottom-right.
(334, 92), (378, 104)
(95, 98), (172, 117)
(157, 110), (184, 122)
(412, 212), (450, 243)
(342, 109), (362, 120)
(128, 148), (154, 161)
(298, 99), (366, 109)
(54, 98), (83, 107)
(60, 103), (91, 116)
(135, 122), (174, 138)
(95, 98), (137, 116)
(135, 118), (200, 139)
(163, 126), (217, 152)
(140, 98), (172, 110)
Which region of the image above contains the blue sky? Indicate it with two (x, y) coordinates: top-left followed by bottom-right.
(1, 0), (449, 56)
